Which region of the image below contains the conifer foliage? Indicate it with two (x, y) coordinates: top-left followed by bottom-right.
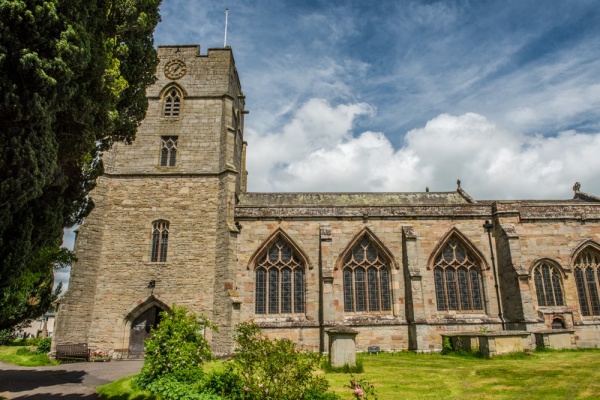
(0, 0), (161, 329)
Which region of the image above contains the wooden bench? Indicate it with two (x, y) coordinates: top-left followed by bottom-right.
(367, 346), (381, 355)
(55, 343), (89, 362)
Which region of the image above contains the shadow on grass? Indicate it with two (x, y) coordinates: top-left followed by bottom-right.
(5, 394), (100, 399)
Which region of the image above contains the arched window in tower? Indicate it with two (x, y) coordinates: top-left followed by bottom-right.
(255, 236), (305, 314)
(160, 136), (178, 166)
(150, 220), (169, 262)
(433, 237), (484, 311)
(532, 261), (564, 307)
(163, 87), (182, 118)
(342, 236), (392, 312)
(574, 248), (600, 316)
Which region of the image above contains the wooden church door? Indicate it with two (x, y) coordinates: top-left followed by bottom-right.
(128, 306), (163, 357)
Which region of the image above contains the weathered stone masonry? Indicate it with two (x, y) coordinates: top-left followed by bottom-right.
(54, 45), (600, 356)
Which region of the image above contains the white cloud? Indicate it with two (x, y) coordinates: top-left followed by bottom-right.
(246, 102), (600, 199)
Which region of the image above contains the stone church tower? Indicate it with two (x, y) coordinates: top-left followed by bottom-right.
(54, 45), (247, 355)
(55, 44), (600, 357)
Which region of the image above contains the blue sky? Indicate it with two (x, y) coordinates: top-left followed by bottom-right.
(154, 0), (600, 198)
(56, 0), (600, 290)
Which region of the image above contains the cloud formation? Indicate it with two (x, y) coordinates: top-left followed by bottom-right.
(247, 100), (600, 199)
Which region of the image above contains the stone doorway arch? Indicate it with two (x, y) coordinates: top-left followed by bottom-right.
(125, 296), (169, 358)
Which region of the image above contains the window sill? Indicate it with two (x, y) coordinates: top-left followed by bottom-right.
(254, 317), (317, 328)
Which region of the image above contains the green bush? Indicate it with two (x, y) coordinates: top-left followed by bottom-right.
(441, 336), (452, 354)
(0, 329), (14, 345)
(222, 322), (337, 400)
(36, 338), (51, 354)
(137, 305), (215, 388)
(200, 368), (247, 399)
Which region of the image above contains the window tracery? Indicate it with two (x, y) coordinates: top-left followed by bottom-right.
(574, 248), (600, 316)
(342, 236), (392, 312)
(160, 136), (178, 166)
(433, 237), (483, 311)
(255, 236), (305, 315)
(151, 220), (169, 262)
(532, 261), (564, 307)
(164, 88), (181, 117)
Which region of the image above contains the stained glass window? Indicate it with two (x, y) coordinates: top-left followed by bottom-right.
(342, 236), (392, 312)
(433, 237), (484, 311)
(255, 236), (305, 314)
(151, 220), (169, 262)
(574, 248), (600, 316)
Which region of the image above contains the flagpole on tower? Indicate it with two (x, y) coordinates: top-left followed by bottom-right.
(224, 8), (229, 47)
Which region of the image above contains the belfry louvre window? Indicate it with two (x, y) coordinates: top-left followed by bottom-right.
(255, 237), (305, 314)
(533, 262), (564, 307)
(151, 220), (169, 262)
(160, 136), (178, 166)
(164, 88), (181, 117)
(343, 237), (392, 312)
(433, 237), (483, 311)
(574, 248), (600, 316)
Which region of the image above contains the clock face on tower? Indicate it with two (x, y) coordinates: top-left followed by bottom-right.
(164, 59), (187, 80)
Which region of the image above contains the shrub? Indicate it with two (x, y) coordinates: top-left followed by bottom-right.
(137, 305), (216, 388)
(441, 336), (452, 354)
(0, 329), (15, 345)
(223, 322), (335, 400)
(200, 368), (247, 399)
(36, 337), (51, 354)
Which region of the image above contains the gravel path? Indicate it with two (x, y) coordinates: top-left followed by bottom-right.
(0, 359), (143, 399)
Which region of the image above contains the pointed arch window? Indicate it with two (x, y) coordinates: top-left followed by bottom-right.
(160, 136), (178, 166)
(343, 236), (392, 313)
(574, 248), (600, 316)
(151, 220), (169, 262)
(532, 262), (564, 307)
(255, 236), (305, 314)
(433, 237), (484, 311)
(164, 88), (181, 118)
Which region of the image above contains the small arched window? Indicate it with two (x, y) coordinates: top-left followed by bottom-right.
(160, 136), (178, 166)
(342, 236), (392, 312)
(574, 248), (600, 316)
(255, 236), (305, 315)
(433, 237), (484, 311)
(151, 220), (169, 262)
(164, 88), (181, 118)
(532, 262), (564, 307)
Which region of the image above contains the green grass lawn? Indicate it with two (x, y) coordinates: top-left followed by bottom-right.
(326, 350), (600, 399)
(0, 346), (57, 367)
(97, 350), (600, 399)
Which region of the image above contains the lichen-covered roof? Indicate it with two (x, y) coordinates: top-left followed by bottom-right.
(237, 191), (472, 207)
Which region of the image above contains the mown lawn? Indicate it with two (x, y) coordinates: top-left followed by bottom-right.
(97, 350), (600, 399)
(0, 346), (57, 367)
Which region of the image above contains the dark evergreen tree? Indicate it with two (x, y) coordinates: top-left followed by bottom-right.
(0, 0), (161, 329)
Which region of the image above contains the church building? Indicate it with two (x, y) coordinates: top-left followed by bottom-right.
(54, 45), (600, 357)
